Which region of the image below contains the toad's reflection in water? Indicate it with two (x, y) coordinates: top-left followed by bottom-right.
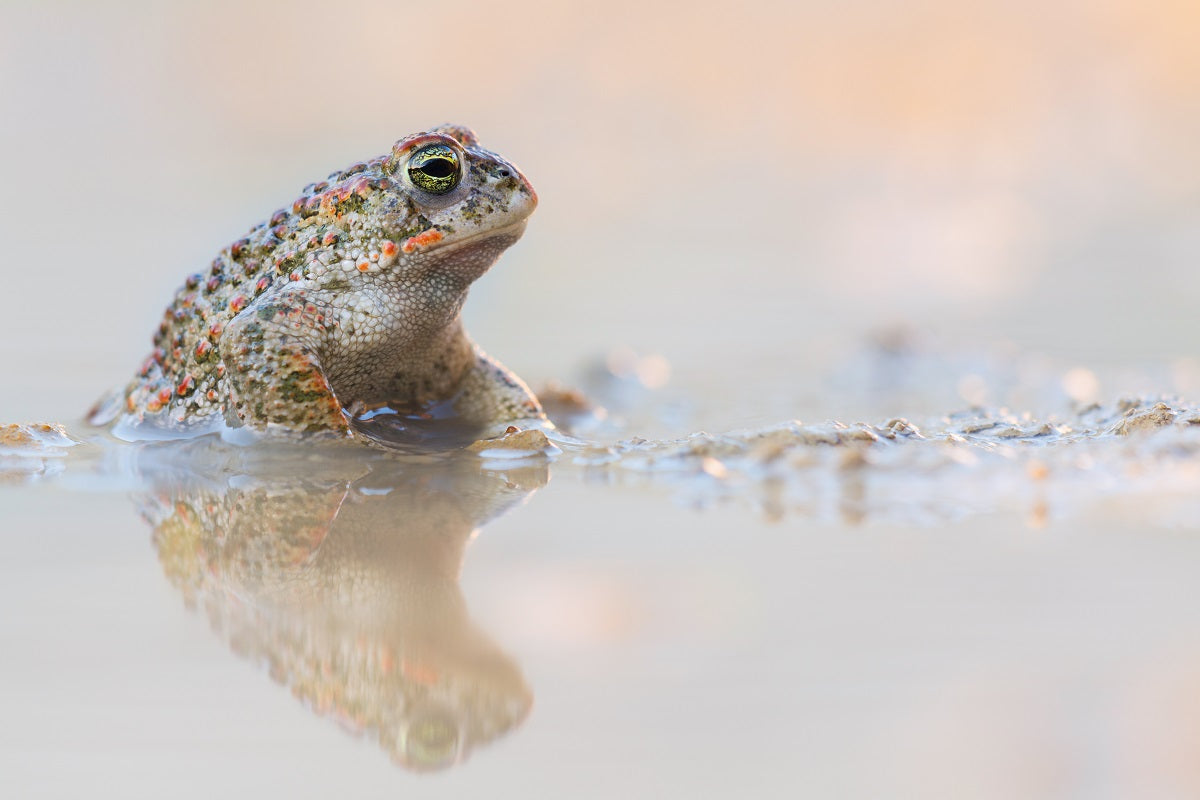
(133, 448), (544, 771)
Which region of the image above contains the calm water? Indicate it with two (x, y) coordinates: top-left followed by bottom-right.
(6, 371), (1200, 798)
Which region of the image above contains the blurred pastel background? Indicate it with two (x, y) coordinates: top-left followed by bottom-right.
(3, 0), (1199, 427)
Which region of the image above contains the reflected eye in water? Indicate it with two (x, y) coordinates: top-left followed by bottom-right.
(408, 144), (461, 194)
(399, 710), (462, 770)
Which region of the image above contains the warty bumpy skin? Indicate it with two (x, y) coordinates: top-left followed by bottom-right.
(89, 125), (547, 441)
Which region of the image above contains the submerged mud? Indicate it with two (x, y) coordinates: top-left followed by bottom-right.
(555, 396), (1200, 524)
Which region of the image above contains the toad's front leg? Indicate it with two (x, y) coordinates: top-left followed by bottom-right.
(455, 348), (550, 435)
(217, 294), (350, 436)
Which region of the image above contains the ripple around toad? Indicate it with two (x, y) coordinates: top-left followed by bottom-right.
(7, 394), (1200, 527)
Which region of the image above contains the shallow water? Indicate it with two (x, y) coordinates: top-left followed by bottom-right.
(7, 348), (1200, 798)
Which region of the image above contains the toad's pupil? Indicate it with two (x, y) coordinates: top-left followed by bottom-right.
(420, 159), (455, 179)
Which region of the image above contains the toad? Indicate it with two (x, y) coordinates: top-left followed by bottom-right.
(89, 125), (546, 443)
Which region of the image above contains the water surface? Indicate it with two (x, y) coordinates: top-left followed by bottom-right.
(6, 356), (1200, 798)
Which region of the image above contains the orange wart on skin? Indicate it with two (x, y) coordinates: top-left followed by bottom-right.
(401, 229), (443, 253)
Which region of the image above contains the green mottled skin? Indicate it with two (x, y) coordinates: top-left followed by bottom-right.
(91, 124), (545, 442)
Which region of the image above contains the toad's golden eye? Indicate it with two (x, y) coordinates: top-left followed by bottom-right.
(408, 144), (461, 195)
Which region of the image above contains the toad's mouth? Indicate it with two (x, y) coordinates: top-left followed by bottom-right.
(402, 220), (528, 257)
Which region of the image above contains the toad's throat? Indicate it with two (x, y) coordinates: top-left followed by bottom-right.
(410, 221), (528, 285)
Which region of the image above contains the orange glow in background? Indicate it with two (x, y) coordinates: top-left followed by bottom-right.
(2, 0), (1199, 420)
